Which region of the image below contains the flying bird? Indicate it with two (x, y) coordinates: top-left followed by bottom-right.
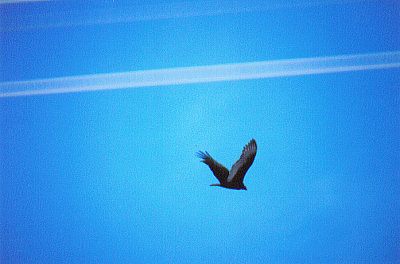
(197, 139), (257, 190)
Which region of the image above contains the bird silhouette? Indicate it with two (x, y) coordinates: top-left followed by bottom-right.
(197, 139), (257, 190)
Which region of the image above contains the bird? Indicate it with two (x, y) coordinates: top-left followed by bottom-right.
(197, 139), (257, 190)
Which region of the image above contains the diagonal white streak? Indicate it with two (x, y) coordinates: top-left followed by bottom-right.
(2, 0), (376, 31)
(0, 0), (52, 3)
(1, 51), (400, 98)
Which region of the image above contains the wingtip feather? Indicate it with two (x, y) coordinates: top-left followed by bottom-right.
(196, 150), (212, 161)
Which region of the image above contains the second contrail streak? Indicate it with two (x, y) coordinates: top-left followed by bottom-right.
(1, 51), (399, 97)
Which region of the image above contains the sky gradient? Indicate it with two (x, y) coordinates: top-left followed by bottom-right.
(1, 0), (399, 263)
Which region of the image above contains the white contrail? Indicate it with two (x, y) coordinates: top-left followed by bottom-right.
(0, 0), (52, 3)
(2, 0), (376, 31)
(1, 51), (399, 97)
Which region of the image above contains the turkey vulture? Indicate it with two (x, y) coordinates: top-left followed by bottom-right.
(197, 139), (257, 190)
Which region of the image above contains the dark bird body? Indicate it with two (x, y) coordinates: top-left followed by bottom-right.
(197, 139), (257, 190)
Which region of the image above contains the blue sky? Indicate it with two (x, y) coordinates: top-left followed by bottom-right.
(1, 1), (399, 263)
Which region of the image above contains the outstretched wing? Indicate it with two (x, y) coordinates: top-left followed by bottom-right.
(197, 151), (229, 184)
(227, 139), (257, 184)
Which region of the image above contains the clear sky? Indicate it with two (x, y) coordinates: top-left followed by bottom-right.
(1, 0), (399, 263)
